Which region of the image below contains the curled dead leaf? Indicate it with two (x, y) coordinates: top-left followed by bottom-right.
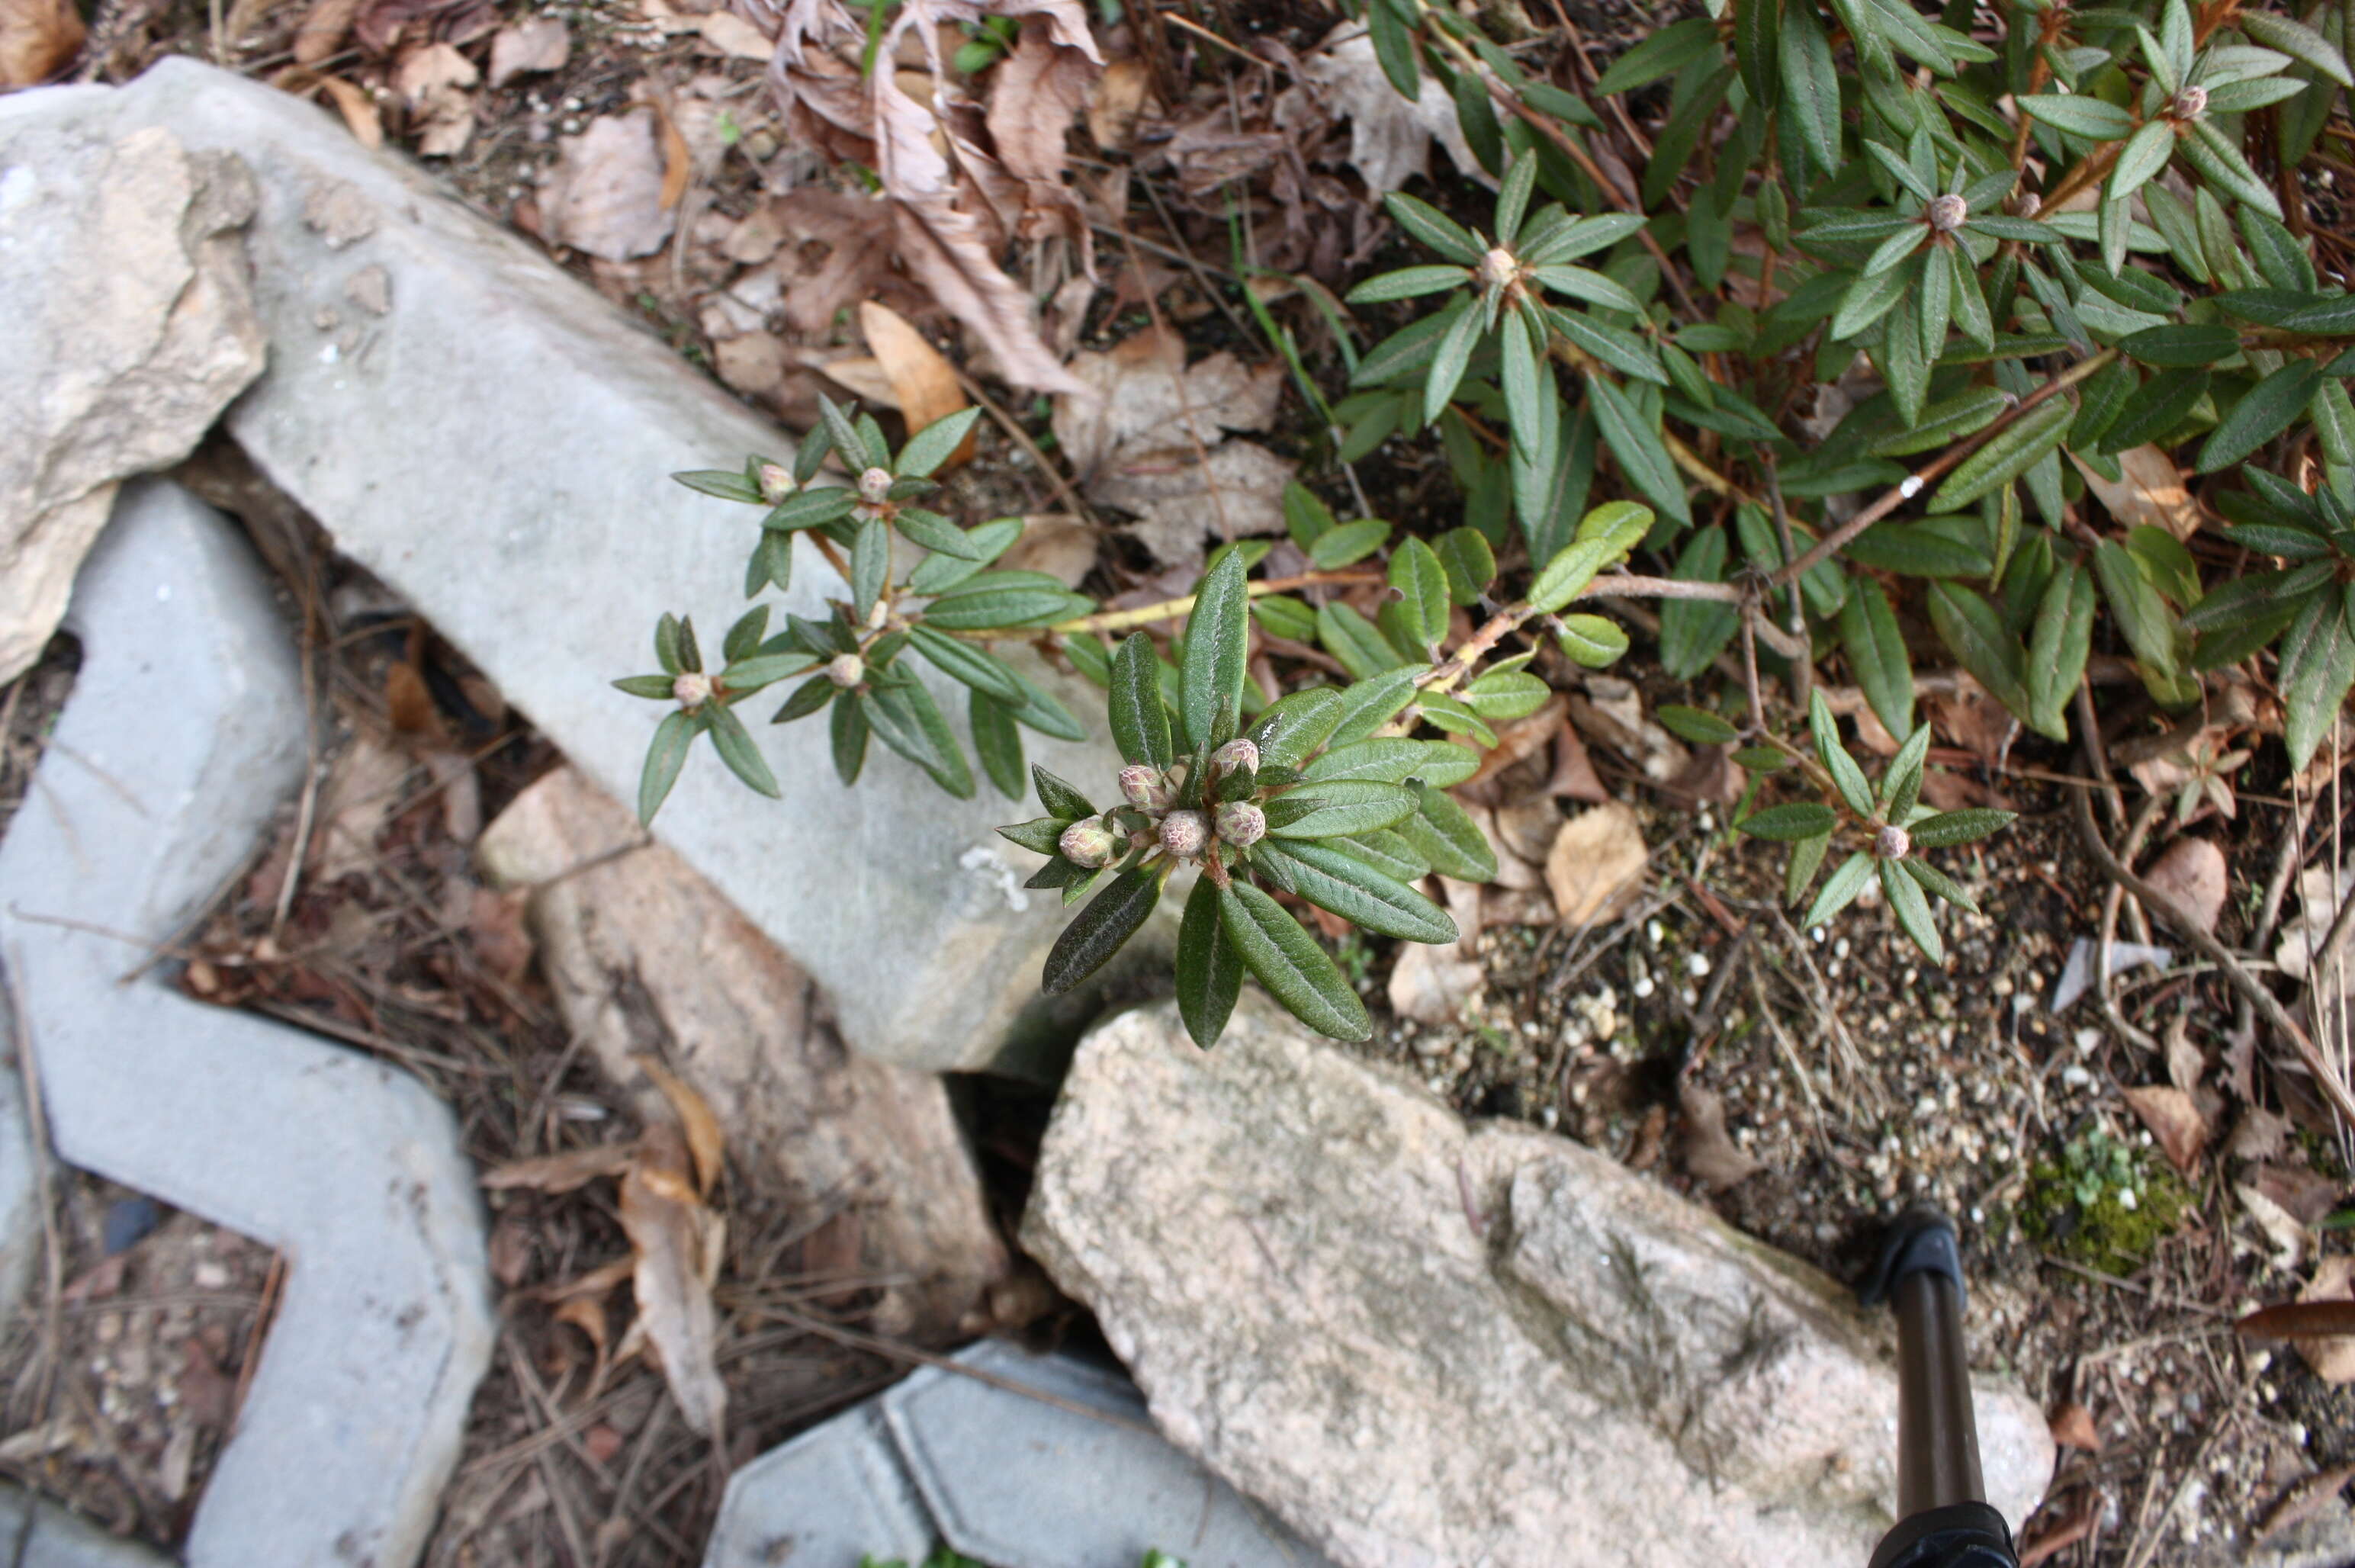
(2236, 1258), (2355, 1385)
(292, 0), (363, 66)
(618, 1122), (728, 1435)
(541, 108), (677, 261)
(0, 0), (84, 86)
(2121, 1084), (2208, 1176)
(637, 1054), (727, 1197)
(859, 300), (969, 444)
(480, 1142), (637, 1194)
(317, 77), (384, 150)
(1676, 1081), (1763, 1191)
(2069, 445), (2201, 540)
(487, 15), (569, 86)
(2047, 1402), (2102, 1453)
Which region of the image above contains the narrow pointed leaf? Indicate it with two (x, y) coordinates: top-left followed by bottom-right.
(1043, 867), (1163, 994)
(1219, 882), (1370, 1041)
(1176, 873), (1245, 1047)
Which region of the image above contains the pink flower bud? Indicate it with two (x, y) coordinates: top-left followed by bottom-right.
(1214, 800), (1267, 848)
(1926, 194), (1968, 233)
(1159, 809), (1209, 860)
(1209, 737), (1261, 778)
(757, 463), (795, 503)
(826, 653), (865, 688)
(1119, 763), (1172, 809)
(858, 467), (894, 504)
(2171, 85), (2206, 119)
(1875, 824), (1912, 860)
(672, 672), (712, 710)
(1059, 817), (1118, 868)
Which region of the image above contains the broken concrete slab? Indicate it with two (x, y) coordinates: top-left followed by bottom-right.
(0, 480), (493, 1568)
(0, 59), (1137, 1075)
(0, 114), (266, 681)
(0, 1482), (172, 1568)
(477, 764), (1009, 1338)
(0, 1029), (35, 1329)
(702, 1340), (1336, 1568)
(1023, 996), (2055, 1568)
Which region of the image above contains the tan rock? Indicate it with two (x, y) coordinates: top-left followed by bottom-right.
(477, 766), (1007, 1336)
(1022, 998), (2052, 1568)
(0, 124), (265, 680)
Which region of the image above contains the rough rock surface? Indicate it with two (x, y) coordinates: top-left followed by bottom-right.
(0, 119), (265, 680)
(1023, 998), (2054, 1568)
(0, 60), (1139, 1074)
(477, 765), (1007, 1336)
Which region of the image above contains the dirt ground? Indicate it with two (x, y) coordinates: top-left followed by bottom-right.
(4, 0), (2353, 1562)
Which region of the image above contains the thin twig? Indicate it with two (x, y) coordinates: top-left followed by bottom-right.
(1047, 570), (1380, 636)
(2071, 786), (2355, 1128)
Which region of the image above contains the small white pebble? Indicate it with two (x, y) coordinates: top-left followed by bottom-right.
(1833, 937), (1852, 960)
(1633, 975), (1656, 999)
(1687, 953), (1711, 978)
(2074, 1027), (2103, 1054)
(1645, 919), (1664, 945)
(2119, 1187), (2139, 1210)
(2061, 1064), (2092, 1088)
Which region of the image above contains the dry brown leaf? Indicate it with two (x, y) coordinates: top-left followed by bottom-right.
(2070, 445), (2202, 540)
(715, 335), (786, 397)
(1545, 801), (1647, 930)
(637, 1054), (727, 1198)
(1676, 1081), (1762, 1191)
(859, 300), (968, 442)
(552, 1294), (612, 1394)
(468, 885), (534, 982)
(310, 732), (412, 884)
(2143, 835), (2226, 935)
(292, 0), (363, 64)
(1294, 21), (1479, 196)
(0, 0), (83, 85)
(2048, 1402), (2102, 1453)
(983, 18), (1097, 239)
(1463, 803), (1538, 891)
(1491, 795), (1562, 868)
(996, 515), (1097, 586)
(1386, 878), (1482, 1023)
(2237, 1179), (2310, 1268)
(2251, 1162), (2346, 1226)
(480, 1142), (638, 1193)
(1568, 678), (1688, 782)
(2226, 1106), (2290, 1162)
(1547, 718), (1608, 802)
(385, 659), (439, 734)
(2259, 1465), (2355, 1541)
(487, 14), (569, 85)
(1462, 695), (1565, 789)
(1084, 55), (1152, 152)
(653, 99), (692, 211)
(2163, 1014), (2203, 1094)
(1051, 326), (1294, 563)
(394, 41), (479, 158)
(541, 108), (677, 261)
(318, 77), (384, 149)
(2122, 1084), (2207, 1175)
(618, 1123), (728, 1435)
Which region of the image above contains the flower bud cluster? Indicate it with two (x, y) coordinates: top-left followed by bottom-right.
(1063, 741), (1272, 869)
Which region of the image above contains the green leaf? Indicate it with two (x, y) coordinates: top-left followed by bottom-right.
(1839, 520), (1994, 577)
(1423, 301), (1487, 423)
(1462, 669), (1550, 721)
(1108, 632), (1176, 769)
(1334, 828), (1431, 882)
(2109, 120), (2177, 205)
(1778, 0), (1843, 176)
(831, 686), (870, 783)
(1031, 765), (1095, 820)
(1880, 721), (1933, 820)
(2198, 360), (2323, 473)
(1043, 867), (1163, 995)
(615, 673), (680, 700)
(2019, 93), (2137, 139)
(1784, 828), (1830, 908)
(638, 710), (697, 824)
(865, 680), (975, 798)
(1527, 505), (1652, 612)
(1384, 193), (1485, 267)
(971, 691), (1025, 800)
(1528, 265), (1647, 316)
(2122, 323), (2243, 367)
(1588, 376), (1692, 527)
(1264, 779), (1418, 838)
(1255, 840), (1456, 943)
(1250, 594), (1320, 644)
(894, 406), (982, 478)
(1593, 15), (1720, 93)
(1810, 689), (1875, 816)
(1308, 518), (1393, 569)
(1319, 602), (1409, 679)
(1556, 613), (1631, 667)
(922, 580), (1093, 631)
(1175, 875), (1245, 1049)
(1801, 851), (1875, 928)
(674, 468), (763, 503)
(703, 702), (777, 797)
(1180, 549), (1251, 753)
(2026, 561), (2095, 739)
(1388, 537), (1451, 650)
(1879, 855), (1944, 962)
(1655, 704), (1740, 744)
(907, 625), (1023, 702)
(1927, 580), (2032, 718)
(1396, 782), (1498, 879)
(1325, 667), (1428, 747)
(1831, 265), (1913, 341)
(1869, 387), (2010, 458)
(1305, 737), (1481, 787)
(996, 816), (1067, 856)
(1838, 577), (1915, 738)
(1738, 802), (1840, 840)
(1243, 686), (1345, 770)
(2279, 586), (2355, 770)
(1499, 310), (1546, 462)
(771, 673), (837, 724)
(2237, 8), (2353, 86)
(1658, 527), (1739, 680)
(2100, 367), (2212, 454)
(1434, 528), (1498, 606)
(1909, 808), (2016, 847)
(1927, 397), (2074, 511)
(1898, 855), (1980, 915)
(1219, 882), (1370, 1041)
(1346, 265), (1474, 304)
